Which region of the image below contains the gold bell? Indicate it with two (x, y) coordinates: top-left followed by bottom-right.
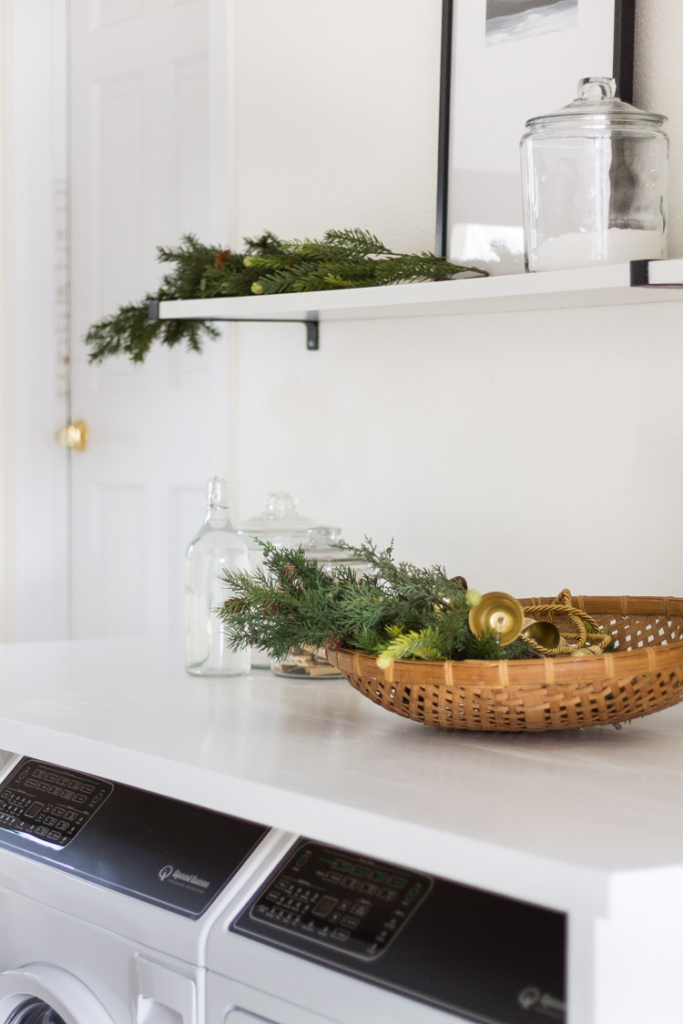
(469, 592), (525, 646)
(522, 619), (562, 649)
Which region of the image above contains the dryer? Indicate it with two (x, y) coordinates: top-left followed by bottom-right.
(206, 837), (567, 1024)
(0, 754), (286, 1024)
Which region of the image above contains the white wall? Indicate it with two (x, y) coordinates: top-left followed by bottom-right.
(226, 0), (683, 598)
(230, 0), (441, 254)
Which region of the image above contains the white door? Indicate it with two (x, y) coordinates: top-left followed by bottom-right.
(69, 0), (236, 638)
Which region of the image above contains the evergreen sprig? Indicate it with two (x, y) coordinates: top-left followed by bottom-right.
(217, 540), (537, 666)
(85, 229), (485, 362)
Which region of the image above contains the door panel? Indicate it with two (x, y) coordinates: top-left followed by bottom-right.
(69, 0), (232, 637)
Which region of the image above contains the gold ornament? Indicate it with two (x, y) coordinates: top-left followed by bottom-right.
(469, 592), (525, 646)
(522, 590), (613, 658)
(522, 619), (561, 649)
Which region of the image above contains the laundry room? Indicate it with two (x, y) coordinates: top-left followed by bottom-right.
(1, 1), (683, 1023)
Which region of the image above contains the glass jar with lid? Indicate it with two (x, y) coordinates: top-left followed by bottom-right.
(520, 78), (668, 272)
(237, 493), (341, 669)
(271, 528), (372, 680)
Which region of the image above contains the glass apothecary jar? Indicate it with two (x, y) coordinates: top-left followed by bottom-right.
(521, 78), (668, 272)
(271, 528), (372, 680)
(237, 493), (341, 669)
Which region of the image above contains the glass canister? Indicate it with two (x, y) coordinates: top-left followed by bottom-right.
(521, 78), (668, 272)
(237, 493), (341, 669)
(271, 528), (372, 680)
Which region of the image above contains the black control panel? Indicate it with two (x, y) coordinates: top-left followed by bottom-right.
(248, 842), (431, 960)
(0, 758), (269, 918)
(233, 840), (566, 1024)
(0, 760), (113, 847)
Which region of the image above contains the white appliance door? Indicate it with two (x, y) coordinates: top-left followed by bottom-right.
(69, 0), (234, 638)
(0, 966), (112, 1024)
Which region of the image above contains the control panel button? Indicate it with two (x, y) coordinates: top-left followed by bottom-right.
(312, 895), (338, 919)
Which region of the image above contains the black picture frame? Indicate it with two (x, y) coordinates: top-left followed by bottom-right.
(436, 0), (636, 269)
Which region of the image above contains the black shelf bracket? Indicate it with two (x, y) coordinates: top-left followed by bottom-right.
(630, 259), (683, 289)
(148, 300), (319, 350)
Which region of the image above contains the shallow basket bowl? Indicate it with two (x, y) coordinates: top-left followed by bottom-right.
(325, 596), (683, 732)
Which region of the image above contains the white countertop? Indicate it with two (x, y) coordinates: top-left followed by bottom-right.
(1, 636), (682, 916)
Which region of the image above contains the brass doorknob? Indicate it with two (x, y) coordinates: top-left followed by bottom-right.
(57, 420), (89, 452)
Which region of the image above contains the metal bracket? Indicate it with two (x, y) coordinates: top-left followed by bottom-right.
(630, 260), (650, 287)
(630, 259), (683, 288)
(148, 300), (319, 350)
(305, 321), (319, 350)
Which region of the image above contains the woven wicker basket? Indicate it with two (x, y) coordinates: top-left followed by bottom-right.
(326, 596), (683, 732)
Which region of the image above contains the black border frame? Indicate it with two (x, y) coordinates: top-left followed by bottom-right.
(435, 0), (637, 258)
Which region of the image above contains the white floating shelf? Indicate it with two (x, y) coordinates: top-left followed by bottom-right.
(154, 259), (683, 346)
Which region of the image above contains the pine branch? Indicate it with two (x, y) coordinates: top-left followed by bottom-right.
(291, 228), (392, 257)
(216, 540), (539, 665)
(85, 229), (486, 363)
(85, 297), (163, 364)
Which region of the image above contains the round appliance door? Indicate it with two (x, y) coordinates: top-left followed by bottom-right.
(0, 966), (113, 1024)
(6, 1001), (67, 1023)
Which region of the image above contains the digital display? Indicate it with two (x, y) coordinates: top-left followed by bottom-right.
(0, 759), (113, 847)
(239, 842), (431, 960)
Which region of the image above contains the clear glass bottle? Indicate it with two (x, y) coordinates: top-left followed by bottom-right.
(521, 78), (669, 272)
(184, 476), (251, 677)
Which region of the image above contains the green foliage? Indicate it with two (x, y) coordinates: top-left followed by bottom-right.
(85, 229), (485, 362)
(217, 540), (538, 666)
(85, 235), (222, 363)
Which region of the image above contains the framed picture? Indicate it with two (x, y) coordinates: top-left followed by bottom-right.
(436, 0), (636, 273)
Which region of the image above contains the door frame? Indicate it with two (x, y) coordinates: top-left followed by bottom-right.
(0, 0), (70, 641)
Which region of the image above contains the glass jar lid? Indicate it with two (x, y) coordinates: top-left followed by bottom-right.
(525, 77), (667, 131)
(237, 492), (341, 548)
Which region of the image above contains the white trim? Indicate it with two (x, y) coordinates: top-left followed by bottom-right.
(0, 0), (9, 642)
(0, 0), (70, 641)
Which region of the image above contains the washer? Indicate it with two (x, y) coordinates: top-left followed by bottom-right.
(206, 837), (567, 1024)
(0, 754), (288, 1024)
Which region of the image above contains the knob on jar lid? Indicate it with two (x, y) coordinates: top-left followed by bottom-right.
(238, 492), (316, 533)
(525, 76), (667, 129)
